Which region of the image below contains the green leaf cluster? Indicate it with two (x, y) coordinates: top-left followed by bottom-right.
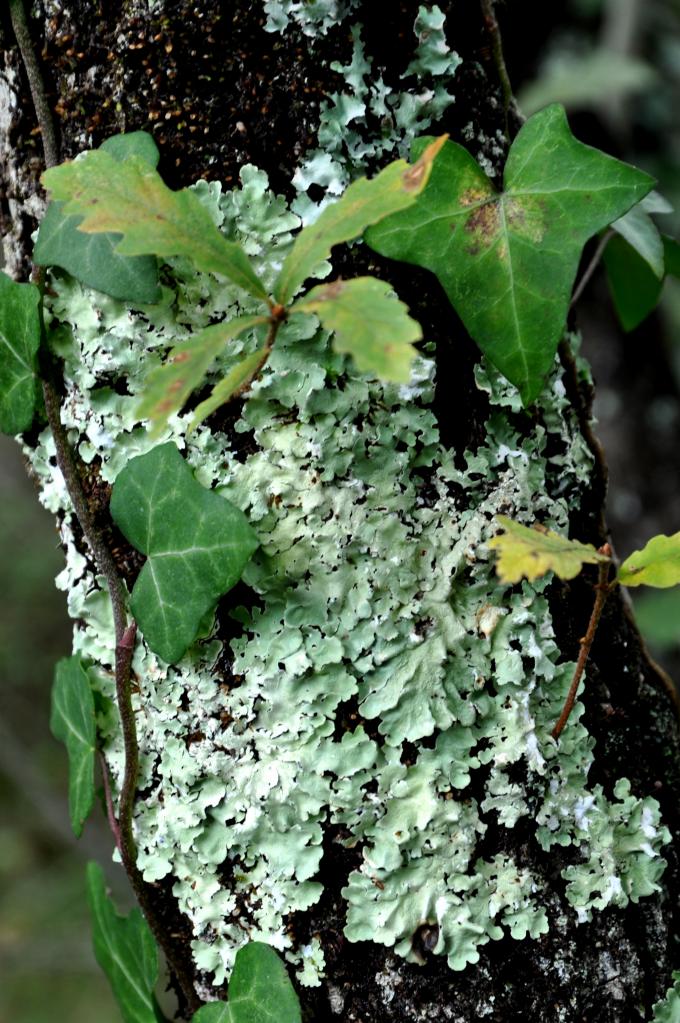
(39, 133), (443, 435)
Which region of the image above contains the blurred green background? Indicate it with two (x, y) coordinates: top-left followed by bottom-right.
(0, 435), (121, 1023)
(2, 1), (680, 1020)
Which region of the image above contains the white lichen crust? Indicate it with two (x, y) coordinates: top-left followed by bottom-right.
(23, 2), (670, 994)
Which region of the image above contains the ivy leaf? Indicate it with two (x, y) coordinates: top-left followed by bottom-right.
(604, 234), (663, 332)
(192, 943), (301, 1023)
(291, 276), (421, 382)
(189, 347), (269, 432)
(42, 150), (269, 303)
(86, 862), (165, 1023)
(136, 315), (268, 436)
(367, 104), (653, 404)
(110, 443), (259, 663)
(618, 532), (680, 588)
(50, 655), (96, 837)
(274, 135), (447, 305)
(611, 203), (664, 278)
(0, 271), (41, 435)
(488, 515), (610, 584)
(605, 234), (680, 332)
(34, 132), (162, 305)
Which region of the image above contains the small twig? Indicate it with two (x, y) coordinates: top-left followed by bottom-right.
(570, 229), (615, 310)
(99, 751), (122, 855)
(115, 623), (140, 864)
(8, 0), (59, 169)
(552, 549), (612, 740)
(479, 0), (519, 139)
(234, 309), (285, 399)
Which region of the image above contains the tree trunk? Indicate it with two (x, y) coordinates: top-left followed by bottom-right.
(3, 2), (680, 1020)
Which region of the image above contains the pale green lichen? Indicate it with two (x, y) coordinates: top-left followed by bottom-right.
(292, 7), (461, 223)
(653, 971), (680, 1022)
(23, 5), (672, 997)
(263, 0), (359, 37)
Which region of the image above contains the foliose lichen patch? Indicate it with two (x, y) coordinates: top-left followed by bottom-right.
(23, 0), (671, 996)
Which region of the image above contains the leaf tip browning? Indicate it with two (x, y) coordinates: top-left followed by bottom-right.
(402, 134), (448, 193)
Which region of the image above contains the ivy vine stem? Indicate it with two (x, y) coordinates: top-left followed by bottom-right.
(551, 548), (612, 740)
(7, 0), (59, 169)
(479, 0), (517, 140)
(570, 229), (616, 310)
(9, 2), (201, 1013)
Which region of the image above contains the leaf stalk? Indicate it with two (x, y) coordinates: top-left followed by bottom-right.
(551, 547), (612, 740)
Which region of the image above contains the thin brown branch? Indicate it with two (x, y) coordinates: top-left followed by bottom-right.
(8, 0), (59, 169)
(552, 551), (612, 740)
(479, 0), (519, 138)
(98, 751), (122, 855)
(570, 229), (615, 310)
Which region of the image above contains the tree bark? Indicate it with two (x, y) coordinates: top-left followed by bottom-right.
(3, 2), (680, 1021)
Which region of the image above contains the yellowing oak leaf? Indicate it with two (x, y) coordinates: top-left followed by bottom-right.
(42, 151), (269, 302)
(488, 515), (610, 584)
(618, 532), (680, 588)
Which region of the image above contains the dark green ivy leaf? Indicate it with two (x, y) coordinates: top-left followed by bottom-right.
(367, 104), (653, 404)
(192, 942), (301, 1023)
(110, 443), (259, 663)
(604, 233), (680, 332)
(50, 655), (96, 837)
(0, 271), (41, 435)
(604, 233), (663, 332)
(34, 132), (162, 305)
(86, 861), (166, 1023)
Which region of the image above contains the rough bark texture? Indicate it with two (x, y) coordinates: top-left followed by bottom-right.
(3, 2), (680, 1021)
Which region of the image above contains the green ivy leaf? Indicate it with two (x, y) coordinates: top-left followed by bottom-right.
(611, 203), (664, 278)
(663, 235), (680, 278)
(34, 132), (162, 305)
(86, 861), (165, 1023)
(604, 233), (680, 332)
(192, 942), (301, 1023)
(110, 443), (259, 663)
(189, 347), (269, 432)
(49, 655), (96, 837)
(618, 532), (680, 588)
(366, 104), (653, 404)
(274, 136), (446, 305)
(488, 515), (610, 584)
(604, 234), (663, 332)
(291, 276), (421, 382)
(0, 271), (41, 435)
(136, 315), (268, 436)
(42, 151), (269, 303)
